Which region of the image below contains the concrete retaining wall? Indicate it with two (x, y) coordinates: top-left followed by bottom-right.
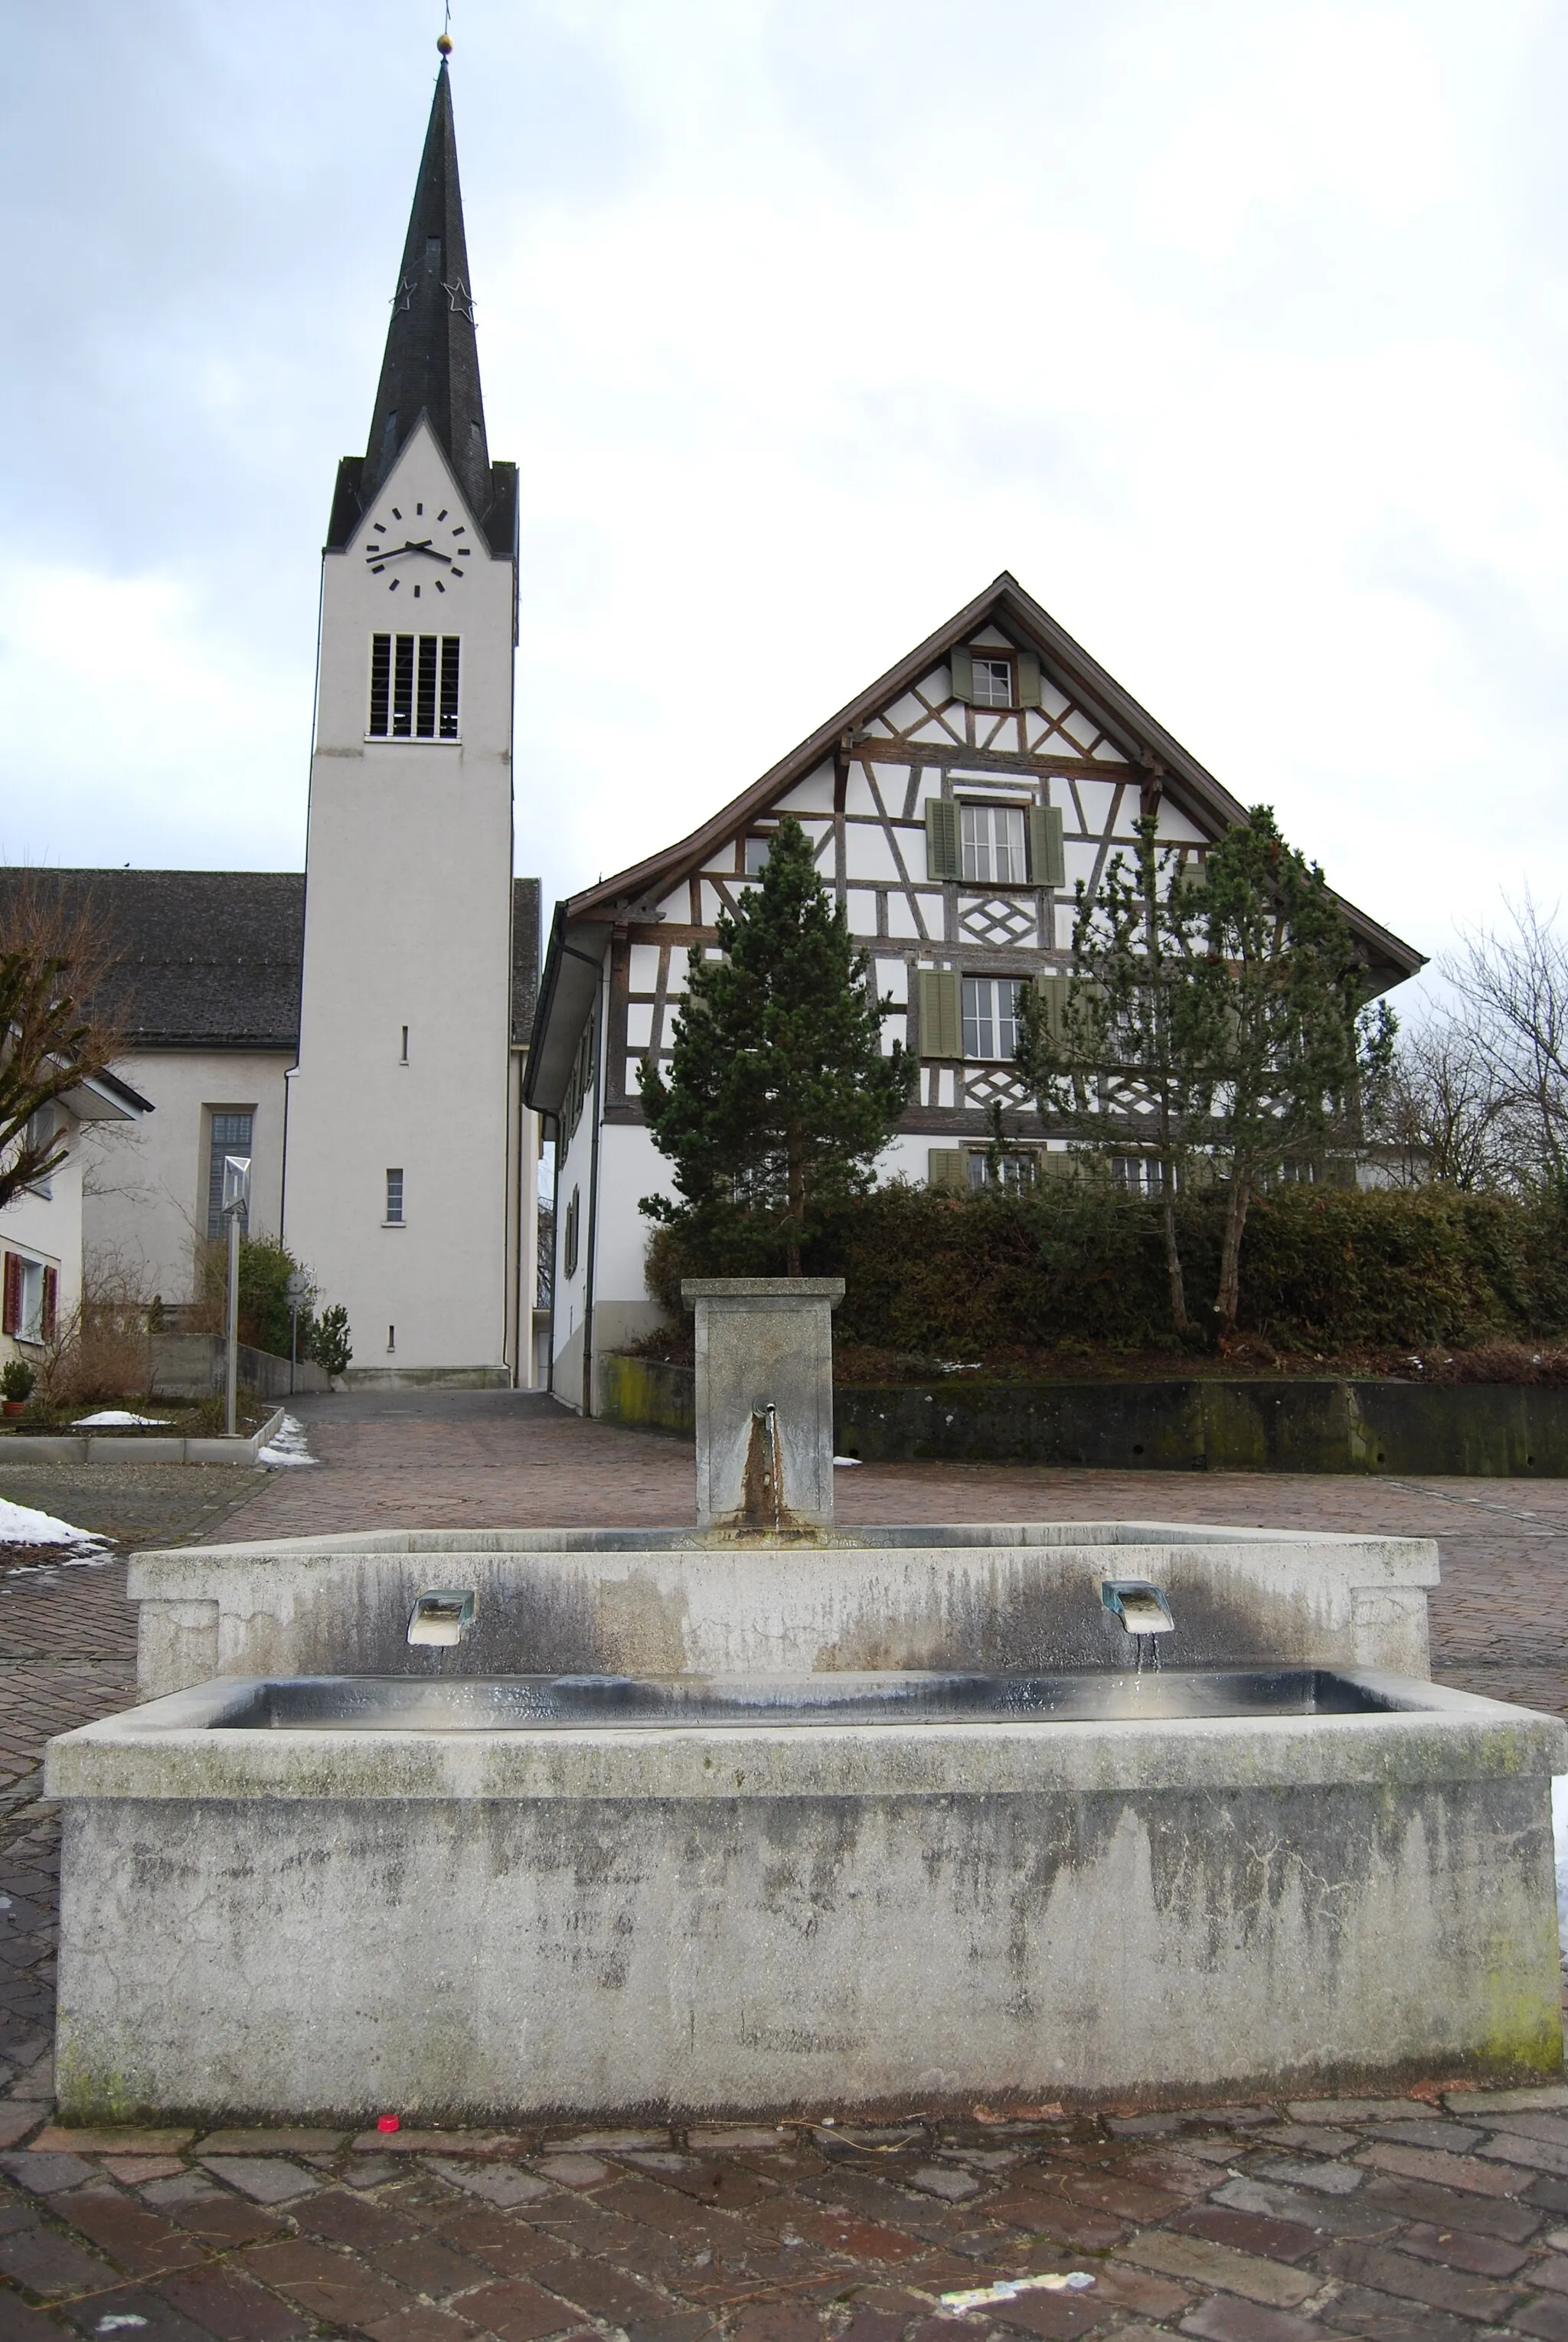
(596, 1354), (1568, 1475)
(149, 1335), (332, 1400)
(0, 1407), (286, 1467)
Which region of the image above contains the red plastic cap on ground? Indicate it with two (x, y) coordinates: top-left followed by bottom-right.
(377, 2114), (400, 2133)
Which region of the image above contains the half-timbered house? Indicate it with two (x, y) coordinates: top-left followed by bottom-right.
(524, 571), (1423, 1415)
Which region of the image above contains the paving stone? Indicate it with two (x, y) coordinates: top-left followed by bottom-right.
(1531, 2177), (1568, 2216)
(1357, 2167), (1544, 2238)
(686, 2128), (785, 2151)
(1514, 2298), (1568, 2341)
(1067, 2262), (1194, 2319)
(630, 2157), (776, 2210)
(726, 2308), (822, 2342)
(972, 2289), (1099, 2340)
(57, 2282), (214, 2342)
(147, 2191), (283, 2251)
(548, 2130), (667, 2153)
(1530, 2253), (1568, 2295)
(449, 2278), (589, 2342)
(1251, 2125), (1360, 2155)
(1486, 2112), (1568, 2149)
(1053, 2171), (1185, 2223)
(1320, 2238), (1516, 2323)
(983, 2188), (1126, 2251)
(0, 2221), (116, 2297)
(292, 2188), (421, 2247)
(370, 2235), (495, 2300)
(1311, 2283), (1479, 2342)
(1477, 2129), (1568, 2177)
(423, 2161), (550, 2209)
(51, 2186), (205, 2275)
(102, 2161), (185, 2187)
(529, 2155), (605, 2188)
(525, 2253), (672, 2328)
(33, 2130), (193, 2156)
(363, 2310), (478, 2342)
(1285, 2100), (1423, 2125)
(906, 2167), (980, 2203)
(198, 2161), (320, 2206)
(1116, 2232), (1317, 2308)
(349, 2132), (521, 2157)
(1443, 2086), (1568, 2115)
(239, 2236), (410, 2327)
(0, 2154), (96, 2195)
(1396, 2217), (1533, 2275)
(429, 2209), (558, 2275)
(1168, 2203), (1318, 2263)
(1210, 2177), (1397, 2241)
(1177, 2298), (1341, 2342)
(1250, 2157), (1364, 2197)
(0, 2287), (80, 2342)
(0, 2116), (41, 2151)
(155, 2263), (309, 2342)
(1354, 2139), (1532, 2195)
(1354, 2120), (1481, 2153)
(1121, 2149), (1229, 2198)
(195, 2131), (346, 2156)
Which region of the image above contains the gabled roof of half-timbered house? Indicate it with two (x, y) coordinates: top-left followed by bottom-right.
(527, 571), (1423, 1112)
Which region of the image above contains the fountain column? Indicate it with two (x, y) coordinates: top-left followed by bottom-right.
(683, 1278), (844, 1533)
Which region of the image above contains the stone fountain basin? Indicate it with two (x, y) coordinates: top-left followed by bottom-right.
(44, 1669), (1568, 2124)
(196, 1665), (1422, 1730)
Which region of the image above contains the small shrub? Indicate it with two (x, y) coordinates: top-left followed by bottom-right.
(195, 1236), (315, 1357)
(308, 1304), (353, 1380)
(0, 1359), (34, 1403)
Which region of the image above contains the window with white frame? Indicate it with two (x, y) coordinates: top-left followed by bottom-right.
(206, 1111), (253, 1239)
(971, 655), (1014, 707)
(743, 834), (773, 876)
(959, 802), (1027, 885)
(24, 1106), (57, 1199)
(368, 635), (460, 740)
(967, 1151), (1037, 1192)
(385, 1168), (405, 1224)
(962, 976), (1024, 1060)
(1112, 1156), (1170, 1198)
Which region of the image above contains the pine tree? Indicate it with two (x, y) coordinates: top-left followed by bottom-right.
(1018, 805), (1394, 1339)
(639, 815), (915, 1273)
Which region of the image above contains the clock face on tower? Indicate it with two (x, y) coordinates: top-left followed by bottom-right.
(363, 501), (474, 597)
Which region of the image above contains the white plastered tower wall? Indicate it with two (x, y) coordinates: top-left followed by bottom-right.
(283, 421), (518, 1379)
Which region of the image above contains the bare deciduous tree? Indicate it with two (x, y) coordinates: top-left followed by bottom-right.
(0, 880), (125, 1215)
(1375, 1013), (1509, 1190)
(1442, 894), (1568, 1194)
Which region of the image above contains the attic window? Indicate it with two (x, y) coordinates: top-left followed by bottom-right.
(743, 835), (773, 876)
(972, 656), (1014, 708)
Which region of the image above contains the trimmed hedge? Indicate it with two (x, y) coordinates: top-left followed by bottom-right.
(645, 1183), (1568, 1354)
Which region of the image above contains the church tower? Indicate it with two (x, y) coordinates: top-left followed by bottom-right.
(283, 47), (527, 1380)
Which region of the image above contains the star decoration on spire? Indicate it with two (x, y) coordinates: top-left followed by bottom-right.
(393, 275), (416, 313)
(443, 277), (475, 320)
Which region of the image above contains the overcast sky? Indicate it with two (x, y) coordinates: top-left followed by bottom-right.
(4, 0), (1566, 1010)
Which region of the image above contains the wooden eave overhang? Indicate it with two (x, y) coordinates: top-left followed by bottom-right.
(524, 572), (1424, 1112)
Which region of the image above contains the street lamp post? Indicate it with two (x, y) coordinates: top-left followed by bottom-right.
(221, 1155), (252, 1439)
(285, 1269), (310, 1396)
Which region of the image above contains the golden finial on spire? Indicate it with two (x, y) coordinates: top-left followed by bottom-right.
(437, 2), (452, 55)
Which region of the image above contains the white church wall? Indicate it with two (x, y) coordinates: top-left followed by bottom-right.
(284, 424), (519, 1379)
(82, 1051), (289, 1307)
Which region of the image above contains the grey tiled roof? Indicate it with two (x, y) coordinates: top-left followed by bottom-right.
(0, 870), (541, 1053)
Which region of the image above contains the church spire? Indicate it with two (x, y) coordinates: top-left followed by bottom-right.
(330, 43), (515, 554)
(363, 54), (488, 513)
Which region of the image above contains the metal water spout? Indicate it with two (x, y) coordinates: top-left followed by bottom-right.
(1102, 1581), (1174, 1635)
(407, 1589), (476, 1647)
(740, 1404), (785, 1532)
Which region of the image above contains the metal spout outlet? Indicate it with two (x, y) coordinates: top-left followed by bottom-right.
(407, 1589), (477, 1648)
(1102, 1580), (1174, 1635)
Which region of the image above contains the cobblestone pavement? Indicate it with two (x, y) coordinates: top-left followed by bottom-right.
(0, 1397), (1566, 2336)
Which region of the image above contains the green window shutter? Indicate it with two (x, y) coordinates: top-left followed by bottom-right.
(1029, 805), (1066, 888)
(949, 645), (975, 704)
(1037, 1149), (1079, 1183)
(918, 968), (962, 1058)
(1015, 651), (1041, 708)
(927, 1148), (968, 1192)
(925, 798), (961, 880)
(1034, 970), (1070, 1044)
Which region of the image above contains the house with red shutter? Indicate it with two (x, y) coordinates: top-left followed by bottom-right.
(1, 1072), (151, 1377)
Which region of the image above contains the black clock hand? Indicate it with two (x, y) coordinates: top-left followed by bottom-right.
(367, 540), (452, 566)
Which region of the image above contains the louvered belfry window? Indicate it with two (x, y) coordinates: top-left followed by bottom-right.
(369, 637), (461, 740)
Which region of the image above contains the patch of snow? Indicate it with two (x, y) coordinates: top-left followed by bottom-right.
(0, 1498), (106, 1552)
(259, 1414), (316, 1468)
(832, 1455), (862, 1467)
(73, 1410), (172, 1428)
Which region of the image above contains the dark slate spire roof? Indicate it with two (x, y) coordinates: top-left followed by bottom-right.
(327, 61), (517, 559)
